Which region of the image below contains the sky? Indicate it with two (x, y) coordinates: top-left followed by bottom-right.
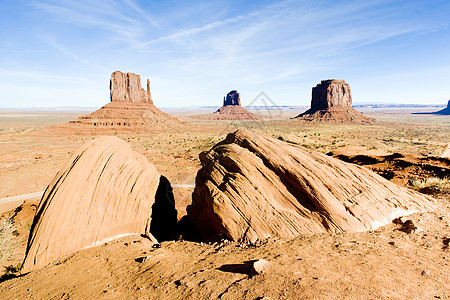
(1, 0), (450, 108)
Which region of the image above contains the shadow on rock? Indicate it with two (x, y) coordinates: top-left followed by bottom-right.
(150, 176), (178, 242)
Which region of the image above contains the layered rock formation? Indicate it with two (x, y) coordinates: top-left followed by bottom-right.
(187, 130), (435, 242)
(433, 100), (450, 115)
(70, 71), (184, 129)
(110, 71), (152, 104)
(22, 136), (176, 273)
(194, 90), (260, 120)
(294, 79), (374, 123)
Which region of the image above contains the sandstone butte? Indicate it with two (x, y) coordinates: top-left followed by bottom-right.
(197, 90), (261, 120)
(70, 71), (183, 128)
(21, 136), (177, 273)
(294, 79), (374, 123)
(187, 129), (435, 242)
(433, 100), (450, 115)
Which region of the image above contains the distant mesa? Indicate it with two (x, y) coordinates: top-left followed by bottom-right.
(69, 71), (184, 128)
(187, 129), (435, 242)
(193, 90), (261, 120)
(433, 100), (450, 115)
(22, 136), (177, 273)
(110, 70), (153, 104)
(223, 90), (241, 106)
(294, 79), (374, 123)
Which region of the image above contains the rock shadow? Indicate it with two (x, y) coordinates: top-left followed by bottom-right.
(150, 176), (178, 242)
(217, 260), (258, 275)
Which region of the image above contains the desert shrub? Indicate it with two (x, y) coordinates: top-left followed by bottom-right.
(409, 177), (450, 193)
(0, 262), (22, 282)
(0, 217), (18, 265)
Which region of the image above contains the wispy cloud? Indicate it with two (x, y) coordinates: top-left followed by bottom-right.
(0, 68), (90, 83)
(2, 0), (450, 107)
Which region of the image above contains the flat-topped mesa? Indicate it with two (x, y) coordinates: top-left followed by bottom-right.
(311, 79), (352, 110)
(110, 71), (152, 104)
(223, 90), (241, 106)
(294, 79), (373, 123)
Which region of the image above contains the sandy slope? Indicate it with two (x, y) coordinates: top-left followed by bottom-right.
(0, 194), (448, 299)
(0, 108), (449, 298)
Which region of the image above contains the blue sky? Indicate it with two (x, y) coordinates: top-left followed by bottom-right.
(1, 0), (450, 108)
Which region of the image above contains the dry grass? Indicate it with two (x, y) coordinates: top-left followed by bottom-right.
(409, 177), (450, 194)
(0, 217), (18, 265)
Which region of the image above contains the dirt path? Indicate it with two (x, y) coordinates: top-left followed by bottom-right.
(0, 191), (43, 214)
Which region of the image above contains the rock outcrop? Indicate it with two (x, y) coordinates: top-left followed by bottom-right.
(22, 136), (176, 273)
(110, 71), (152, 104)
(311, 79), (352, 109)
(223, 90), (241, 106)
(192, 90), (260, 120)
(433, 100), (450, 115)
(187, 130), (435, 242)
(69, 71), (184, 129)
(294, 79), (374, 123)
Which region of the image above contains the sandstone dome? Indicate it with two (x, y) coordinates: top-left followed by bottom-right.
(22, 136), (176, 273)
(187, 130), (435, 242)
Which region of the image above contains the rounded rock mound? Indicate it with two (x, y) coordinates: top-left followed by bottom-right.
(187, 130), (435, 242)
(21, 136), (175, 273)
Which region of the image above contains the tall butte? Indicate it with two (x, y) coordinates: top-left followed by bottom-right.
(199, 90), (260, 120)
(294, 79), (374, 123)
(70, 71), (183, 129)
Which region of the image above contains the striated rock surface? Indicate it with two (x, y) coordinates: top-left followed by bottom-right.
(21, 136), (175, 273)
(187, 130), (435, 242)
(294, 79), (374, 123)
(433, 100), (450, 115)
(69, 71), (184, 129)
(110, 71), (152, 104)
(223, 90), (241, 106)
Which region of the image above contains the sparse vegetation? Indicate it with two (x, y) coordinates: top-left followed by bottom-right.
(0, 262), (22, 282)
(409, 177), (450, 194)
(0, 217), (18, 265)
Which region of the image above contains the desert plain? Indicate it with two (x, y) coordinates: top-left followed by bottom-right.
(0, 104), (448, 299)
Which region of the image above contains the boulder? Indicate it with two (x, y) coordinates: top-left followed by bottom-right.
(187, 130), (435, 242)
(294, 79), (374, 123)
(22, 136), (176, 273)
(110, 71), (152, 104)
